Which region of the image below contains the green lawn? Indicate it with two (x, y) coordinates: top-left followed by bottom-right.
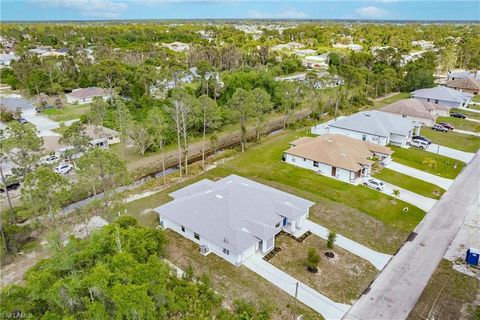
(374, 92), (411, 108)
(391, 146), (465, 179)
(437, 116), (480, 132)
(41, 104), (91, 122)
(373, 168), (445, 199)
(450, 108), (480, 121)
(421, 129), (480, 153)
(469, 104), (480, 111)
(473, 95), (480, 102)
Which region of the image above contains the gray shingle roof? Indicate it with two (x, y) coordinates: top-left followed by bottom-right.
(0, 98), (36, 112)
(411, 86), (473, 103)
(328, 110), (415, 137)
(155, 175), (314, 254)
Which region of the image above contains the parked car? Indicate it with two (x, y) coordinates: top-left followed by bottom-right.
(17, 117), (28, 124)
(0, 176), (21, 193)
(450, 113), (466, 119)
(438, 122), (455, 130)
(432, 124), (448, 132)
(363, 178), (385, 191)
(54, 163), (73, 175)
(40, 154), (60, 165)
(412, 135), (432, 144)
(407, 139), (429, 149)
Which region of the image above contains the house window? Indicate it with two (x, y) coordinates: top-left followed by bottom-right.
(402, 114), (407, 118)
(362, 135), (367, 141)
(181, 226), (185, 232)
(434, 100), (439, 104)
(223, 248), (229, 255)
(427, 99), (430, 102)
(194, 233), (200, 240)
(303, 158), (306, 161)
(313, 161), (319, 167)
(292, 157), (296, 163)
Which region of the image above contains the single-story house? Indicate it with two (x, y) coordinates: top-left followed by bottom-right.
(0, 53), (20, 67)
(447, 70), (480, 81)
(293, 49), (317, 56)
(380, 98), (449, 127)
(445, 78), (480, 95)
(332, 43), (362, 52)
(312, 110), (418, 147)
(84, 124), (120, 146)
(155, 175), (314, 266)
(162, 42), (190, 52)
(0, 97), (36, 113)
(283, 134), (393, 184)
(271, 41), (304, 51)
(302, 53), (329, 69)
(66, 87), (110, 105)
(411, 40), (434, 50)
(411, 86), (473, 108)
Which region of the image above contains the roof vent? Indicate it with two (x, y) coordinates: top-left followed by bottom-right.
(364, 114), (370, 117)
(241, 182), (249, 186)
(340, 153), (346, 157)
(205, 190), (212, 194)
(216, 194), (223, 199)
(223, 237), (229, 244)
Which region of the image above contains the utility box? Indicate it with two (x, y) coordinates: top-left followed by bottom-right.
(466, 248), (479, 266)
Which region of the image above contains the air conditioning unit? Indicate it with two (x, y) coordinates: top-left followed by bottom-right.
(200, 245), (209, 255)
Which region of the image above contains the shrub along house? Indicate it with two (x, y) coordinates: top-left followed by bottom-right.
(283, 134), (393, 184)
(154, 175), (314, 266)
(312, 110), (418, 147)
(380, 98), (449, 127)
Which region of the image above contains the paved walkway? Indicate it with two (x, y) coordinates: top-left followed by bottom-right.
(385, 161), (453, 190)
(244, 254), (351, 320)
(459, 105), (480, 114)
(343, 152), (480, 320)
(453, 128), (480, 137)
(303, 220), (392, 270)
(466, 117), (480, 123)
(376, 181), (437, 212)
(425, 143), (475, 163)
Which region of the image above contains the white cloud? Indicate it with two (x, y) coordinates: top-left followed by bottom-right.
(355, 6), (388, 18)
(247, 8), (307, 19)
(35, 0), (128, 18)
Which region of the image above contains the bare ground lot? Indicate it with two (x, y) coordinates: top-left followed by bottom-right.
(269, 233), (378, 304)
(165, 230), (322, 320)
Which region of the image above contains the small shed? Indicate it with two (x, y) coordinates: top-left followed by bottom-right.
(466, 248), (479, 266)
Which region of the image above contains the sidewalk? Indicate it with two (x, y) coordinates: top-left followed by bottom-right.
(377, 181), (437, 212)
(302, 220), (392, 270)
(425, 143), (474, 163)
(453, 128), (480, 137)
(244, 254), (351, 320)
(385, 161), (453, 190)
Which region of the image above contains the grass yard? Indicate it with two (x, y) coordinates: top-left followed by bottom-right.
(473, 95), (480, 103)
(469, 104), (480, 111)
(421, 129), (480, 153)
(450, 108), (480, 121)
(269, 233), (377, 304)
(42, 104), (91, 122)
(373, 168), (445, 199)
(407, 260), (480, 320)
(391, 146), (465, 179)
(165, 230), (321, 320)
(374, 92), (411, 108)
(437, 116), (480, 132)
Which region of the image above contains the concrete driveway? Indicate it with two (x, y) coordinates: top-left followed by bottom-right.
(425, 143), (475, 163)
(244, 253), (351, 320)
(385, 161), (453, 190)
(453, 128), (480, 137)
(22, 108), (61, 137)
(343, 152), (480, 320)
(373, 180), (437, 212)
(303, 220), (392, 270)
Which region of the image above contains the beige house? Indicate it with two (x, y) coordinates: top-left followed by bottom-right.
(380, 98), (449, 127)
(283, 134), (393, 184)
(445, 78), (480, 95)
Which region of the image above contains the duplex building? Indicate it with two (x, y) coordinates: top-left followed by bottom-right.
(312, 110), (418, 147)
(283, 134), (393, 184)
(411, 86), (473, 108)
(155, 175), (314, 266)
(380, 98), (449, 127)
(445, 78), (480, 95)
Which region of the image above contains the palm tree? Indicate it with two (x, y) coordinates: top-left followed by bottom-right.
(422, 157), (438, 171)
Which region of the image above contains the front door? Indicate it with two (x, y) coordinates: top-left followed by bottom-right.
(331, 167), (337, 177)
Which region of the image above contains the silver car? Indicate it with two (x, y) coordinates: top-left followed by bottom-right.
(363, 178), (385, 191)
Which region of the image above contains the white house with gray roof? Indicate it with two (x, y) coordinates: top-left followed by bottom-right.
(154, 175), (314, 266)
(311, 110), (418, 147)
(411, 86), (473, 108)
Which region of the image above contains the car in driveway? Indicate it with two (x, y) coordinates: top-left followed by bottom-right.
(40, 154), (60, 165)
(450, 113), (466, 119)
(438, 122), (455, 130)
(412, 135), (432, 144)
(432, 124), (448, 132)
(54, 163), (73, 175)
(407, 139), (429, 149)
(363, 178), (385, 191)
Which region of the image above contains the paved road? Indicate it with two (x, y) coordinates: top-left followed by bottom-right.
(343, 151), (480, 320)
(303, 220), (392, 270)
(425, 143), (474, 163)
(244, 254), (351, 320)
(386, 161), (453, 190)
(376, 181), (437, 212)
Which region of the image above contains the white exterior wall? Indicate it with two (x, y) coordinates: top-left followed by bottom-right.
(326, 126), (389, 146)
(414, 97), (471, 108)
(66, 95), (109, 105)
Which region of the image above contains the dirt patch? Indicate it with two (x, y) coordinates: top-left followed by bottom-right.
(269, 233), (378, 304)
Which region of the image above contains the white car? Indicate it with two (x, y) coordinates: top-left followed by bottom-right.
(407, 139), (429, 149)
(363, 178), (385, 191)
(40, 155), (60, 165)
(54, 163), (73, 175)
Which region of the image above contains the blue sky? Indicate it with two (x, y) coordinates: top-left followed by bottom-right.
(1, 0), (479, 21)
